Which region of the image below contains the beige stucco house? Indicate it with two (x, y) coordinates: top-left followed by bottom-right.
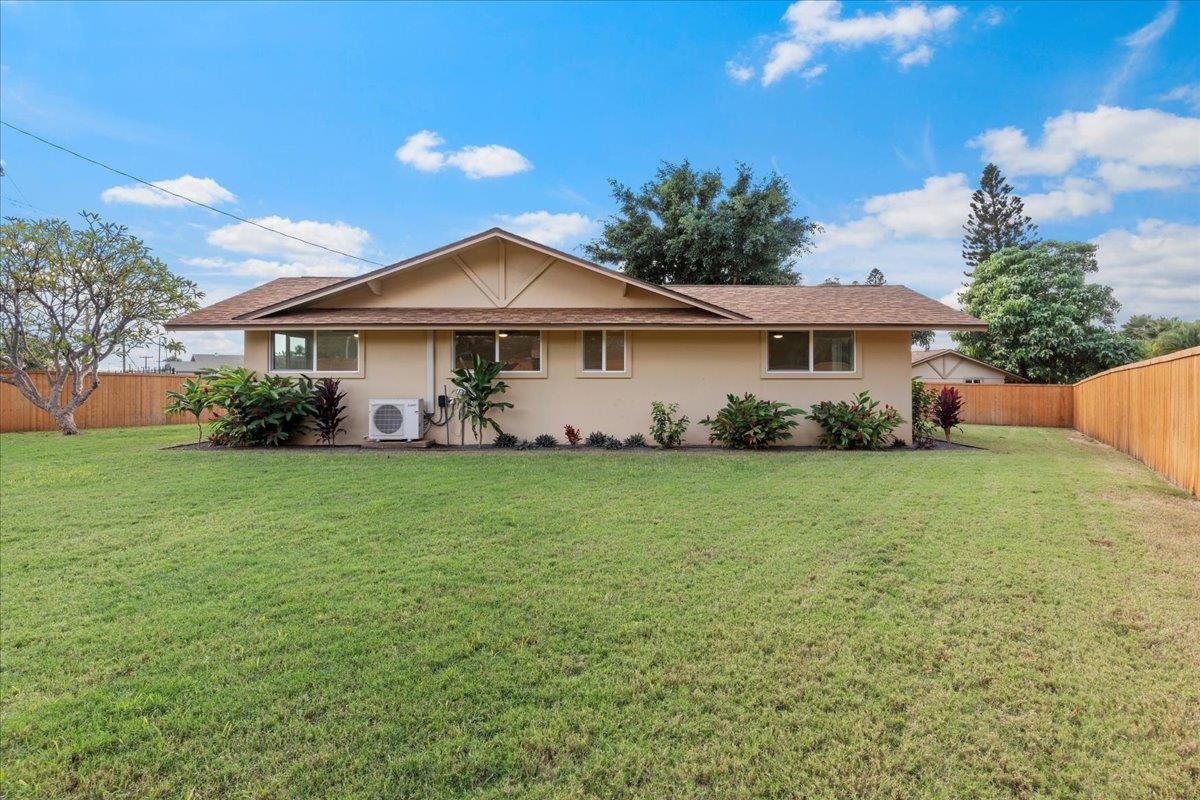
(167, 228), (985, 446)
(912, 348), (1027, 385)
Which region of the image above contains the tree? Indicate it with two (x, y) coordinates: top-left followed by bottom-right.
(1, 213), (200, 433)
(1121, 314), (1181, 342)
(1149, 320), (1200, 357)
(585, 161), (819, 285)
(962, 163), (1039, 274)
(952, 242), (1141, 383)
(865, 267), (886, 286)
(910, 330), (936, 350)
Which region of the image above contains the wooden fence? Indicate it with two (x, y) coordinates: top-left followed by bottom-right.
(924, 382), (1075, 428)
(0, 372), (211, 433)
(1073, 347), (1199, 496)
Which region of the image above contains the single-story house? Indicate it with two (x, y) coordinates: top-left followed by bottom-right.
(167, 228), (985, 445)
(912, 348), (1027, 384)
(161, 353), (244, 374)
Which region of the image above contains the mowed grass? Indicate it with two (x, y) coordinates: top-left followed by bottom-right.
(1, 426), (1198, 799)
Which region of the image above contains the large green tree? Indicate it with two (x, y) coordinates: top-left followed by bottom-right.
(962, 163), (1039, 274)
(1148, 321), (1200, 357)
(1, 213), (201, 433)
(585, 161), (819, 285)
(952, 242), (1140, 383)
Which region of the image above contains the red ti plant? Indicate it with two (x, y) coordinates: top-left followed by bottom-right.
(934, 386), (964, 443)
(563, 424), (582, 446)
(313, 377), (348, 446)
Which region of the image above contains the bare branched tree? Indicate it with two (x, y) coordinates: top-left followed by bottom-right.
(1, 213), (201, 433)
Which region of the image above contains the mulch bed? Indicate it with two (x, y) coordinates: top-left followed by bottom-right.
(165, 439), (984, 454)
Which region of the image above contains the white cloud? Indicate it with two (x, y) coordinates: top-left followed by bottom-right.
(1095, 161), (1188, 192)
(801, 64), (828, 79)
(1105, 2), (1179, 103)
(816, 217), (888, 250)
(1092, 219), (1200, 318)
(1023, 178), (1113, 221)
(969, 105), (1200, 177)
(395, 130), (532, 179)
(494, 211), (597, 247)
(101, 174), (235, 207)
(725, 61), (754, 83)
(860, 172), (973, 239)
(1160, 83), (1200, 112)
(197, 216), (372, 280)
(898, 44), (934, 69)
(977, 6), (1004, 27)
(758, 1), (960, 85)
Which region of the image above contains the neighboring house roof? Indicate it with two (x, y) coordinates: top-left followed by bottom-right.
(162, 353), (244, 373)
(167, 228), (986, 331)
(911, 348), (1028, 382)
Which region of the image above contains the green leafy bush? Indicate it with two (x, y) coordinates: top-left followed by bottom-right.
(700, 392), (801, 449)
(164, 376), (215, 445)
(623, 433), (647, 448)
(205, 367), (316, 446)
(805, 390), (903, 450)
(649, 401), (688, 449)
(911, 378), (939, 448)
(585, 430), (610, 447)
(534, 433), (558, 448)
(493, 433), (518, 448)
(603, 436), (623, 450)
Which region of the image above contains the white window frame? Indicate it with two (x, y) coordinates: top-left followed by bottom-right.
(762, 329), (859, 378)
(452, 329), (546, 377)
(578, 330), (630, 377)
(269, 329), (361, 374)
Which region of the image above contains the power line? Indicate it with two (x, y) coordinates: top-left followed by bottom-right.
(0, 119), (386, 267)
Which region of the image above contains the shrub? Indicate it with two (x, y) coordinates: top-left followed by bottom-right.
(493, 432), (518, 448)
(534, 433), (558, 448)
(563, 424), (582, 446)
(204, 367), (315, 446)
(700, 392), (801, 449)
(649, 401), (688, 449)
(585, 430), (610, 447)
(623, 432), (647, 448)
(911, 378), (939, 448)
(603, 436), (623, 450)
(934, 386), (964, 443)
(313, 377), (348, 446)
(805, 390), (903, 450)
(164, 376), (215, 445)
(450, 355), (513, 448)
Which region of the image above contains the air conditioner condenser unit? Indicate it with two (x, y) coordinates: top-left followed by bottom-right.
(367, 398), (427, 441)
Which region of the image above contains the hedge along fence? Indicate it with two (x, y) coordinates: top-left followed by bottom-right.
(924, 382), (1075, 428)
(0, 372), (215, 433)
(1073, 346), (1199, 496)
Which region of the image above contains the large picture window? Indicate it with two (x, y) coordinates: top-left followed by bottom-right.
(581, 330), (626, 372)
(453, 330), (542, 372)
(766, 330), (855, 373)
(270, 330), (359, 372)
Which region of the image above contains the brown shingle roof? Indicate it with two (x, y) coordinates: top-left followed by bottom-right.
(168, 278), (985, 330)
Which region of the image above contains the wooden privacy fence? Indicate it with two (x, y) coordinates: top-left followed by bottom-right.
(924, 382), (1075, 428)
(0, 372), (212, 433)
(1073, 347), (1199, 496)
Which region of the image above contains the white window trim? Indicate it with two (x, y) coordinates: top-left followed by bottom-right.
(269, 329), (363, 376)
(577, 330), (631, 378)
(453, 330), (546, 378)
(761, 330), (861, 379)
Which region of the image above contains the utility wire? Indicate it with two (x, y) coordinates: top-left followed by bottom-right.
(0, 119), (387, 267)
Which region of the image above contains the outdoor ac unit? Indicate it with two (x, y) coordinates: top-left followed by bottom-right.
(368, 398), (427, 441)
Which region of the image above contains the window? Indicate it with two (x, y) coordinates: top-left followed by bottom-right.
(270, 330), (359, 372)
(453, 330), (542, 372)
(766, 330), (855, 373)
(964, 378), (983, 384)
(581, 331), (626, 372)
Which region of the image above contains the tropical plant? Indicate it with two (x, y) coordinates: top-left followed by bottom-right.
(163, 377), (214, 445)
(534, 433), (558, 448)
(449, 354), (513, 448)
(933, 386), (965, 443)
(1148, 320), (1200, 357)
(204, 367), (316, 446)
(493, 432), (518, 448)
(649, 401), (689, 449)
(911, 378), (939, 448)
(603, 436), (623, 450)
(0, 213), (201, 433)
(585, 161), (819, 285)
(623, 433), (647, 448)
(585, 430), (610, 447)
(563, 424), (582, 446)
(312, 377), (348, 446)
(700, 392), (801, 449)
(805, 391), (903, 450)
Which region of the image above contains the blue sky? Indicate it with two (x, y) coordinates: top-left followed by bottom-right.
(1, 1), (1197, 361)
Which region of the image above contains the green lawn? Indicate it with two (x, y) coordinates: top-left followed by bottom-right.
(1, 426), (1197, 799)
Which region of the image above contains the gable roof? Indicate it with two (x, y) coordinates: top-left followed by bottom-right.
(236, 228), (747, 322)
(911, 348), (1028, 382)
